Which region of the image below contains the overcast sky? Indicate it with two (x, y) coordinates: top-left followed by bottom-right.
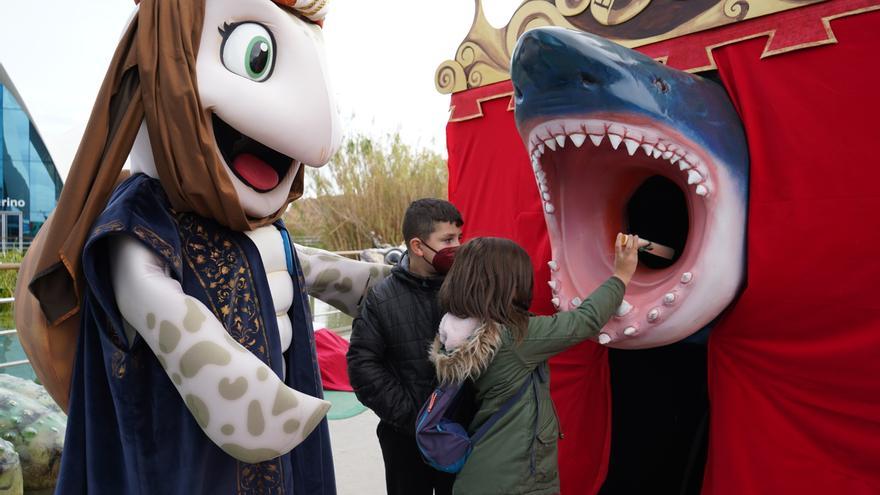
(0, 0), (522, 180)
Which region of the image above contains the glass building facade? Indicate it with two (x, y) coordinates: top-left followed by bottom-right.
(0, 64), (64, 242)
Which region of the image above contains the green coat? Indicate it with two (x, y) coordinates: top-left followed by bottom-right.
(430, 277), (625, 495)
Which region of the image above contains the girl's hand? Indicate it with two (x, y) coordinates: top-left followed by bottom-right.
(613, 233), (639, 286)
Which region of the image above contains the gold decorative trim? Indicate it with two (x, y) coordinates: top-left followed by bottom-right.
(436, 0), (828, 94)
(686, 3), (880, 72)
(448, 90), (515, 123)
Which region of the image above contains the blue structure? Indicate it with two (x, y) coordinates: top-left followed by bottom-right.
(0, 63), (63, 241)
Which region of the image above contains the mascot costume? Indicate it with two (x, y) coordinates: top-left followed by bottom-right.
(13, 0), (390, 493)
(438, 1), (880, 494)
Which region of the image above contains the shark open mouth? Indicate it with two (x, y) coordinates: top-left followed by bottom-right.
(212, 114), (297, 192)
(527, 113), (720, 346)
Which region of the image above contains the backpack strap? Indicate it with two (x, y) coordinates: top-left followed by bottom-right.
(470, 368), (539, 444)
(275, 222), (296, 278)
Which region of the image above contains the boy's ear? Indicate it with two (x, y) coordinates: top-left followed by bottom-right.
(408, 237), (424, 257)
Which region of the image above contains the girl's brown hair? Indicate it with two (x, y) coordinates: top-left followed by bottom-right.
(439, 237), (533, 342)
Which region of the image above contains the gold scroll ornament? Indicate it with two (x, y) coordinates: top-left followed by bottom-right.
(436, 0), (826, 94)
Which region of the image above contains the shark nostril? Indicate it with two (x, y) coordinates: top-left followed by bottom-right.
(581, 72), (598, 87)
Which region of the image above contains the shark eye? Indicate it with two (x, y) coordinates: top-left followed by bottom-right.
(220, 22), (276, 82)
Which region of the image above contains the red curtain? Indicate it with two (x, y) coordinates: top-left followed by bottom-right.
(704, 11), (880, 495)
(445, 9), (880, 494)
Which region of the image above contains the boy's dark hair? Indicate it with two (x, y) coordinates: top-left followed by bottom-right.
(402, 199), (463, 244)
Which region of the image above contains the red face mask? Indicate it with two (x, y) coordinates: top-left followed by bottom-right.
(420, 241), (459, 275)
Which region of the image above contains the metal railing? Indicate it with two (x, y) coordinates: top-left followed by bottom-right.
(0, 296), (27, 370)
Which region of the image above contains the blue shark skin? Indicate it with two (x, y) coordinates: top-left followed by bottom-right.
(511, 27), (749, 348)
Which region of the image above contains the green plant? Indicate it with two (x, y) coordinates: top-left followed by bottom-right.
(285, 133), (448, 251)
(0, 250), (22, 299)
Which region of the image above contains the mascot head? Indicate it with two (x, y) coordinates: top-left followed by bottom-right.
(28, 0), (339, 325)
(132, 0), (341, 218)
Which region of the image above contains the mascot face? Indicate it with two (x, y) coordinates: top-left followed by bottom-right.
(512, 28), (749, 348)
(196, 0), (341, 217)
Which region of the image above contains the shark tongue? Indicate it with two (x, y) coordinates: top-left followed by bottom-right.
(232, 153), (279, 191)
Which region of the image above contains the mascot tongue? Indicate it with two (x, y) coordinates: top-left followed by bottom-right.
(232, 153), (279, 191)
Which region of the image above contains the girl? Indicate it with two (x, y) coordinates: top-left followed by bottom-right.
(430, 234), (638, 495)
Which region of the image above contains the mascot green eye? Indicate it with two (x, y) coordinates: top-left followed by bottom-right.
(220, 22), (276, 82)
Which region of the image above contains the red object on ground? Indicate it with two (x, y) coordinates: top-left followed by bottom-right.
(314, 328), (354, 392)
(445, 9), (880, 494)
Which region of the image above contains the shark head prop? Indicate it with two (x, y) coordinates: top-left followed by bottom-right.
(511, 27), (749, 348)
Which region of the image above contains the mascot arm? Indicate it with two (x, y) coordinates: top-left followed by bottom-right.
(109, 236), (330, 463)
(295, 244), (391, 318)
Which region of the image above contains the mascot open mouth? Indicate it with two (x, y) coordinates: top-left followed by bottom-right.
(526, 114), (715, 342)
(512, 27), (749, 348)
(212, 114), (296, 192)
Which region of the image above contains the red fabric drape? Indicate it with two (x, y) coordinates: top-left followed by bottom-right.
(315, 328), (354, 392)
(445, 11), (880, 494)
(446, 90), (612, 494)
(704, 11), (880, 495)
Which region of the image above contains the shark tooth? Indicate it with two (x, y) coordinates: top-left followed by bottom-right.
(589, 134), (604, 147)
(623, 139), (639, 156)
(570, 133), (587, 148)
(548, 260), (559, 271)
(647, 308), (660, 322)
(571, 297), (582, 306)
(663, 293), (676, 306)
(687, 170), (703, 184)
(695, 185), (709, 196)
(551, 297), (560, 308)
(608, 134), (622, 150)
(555, 135), (566, 148)
(681, 272), (693, 284)
(662, 151), (674, 159)
(598, 333), (612, 345)
(544, 203), (555, 214)
(670, 154), (681, 165)
(623, 326), (638, 336)
(544, 138), (556, 151)
(548, 280), (558, 291)
(652, 148), (662, 159)
(641, 143), (655, 157)
(679, 161), (691, 171)
(542, 192), (551, 201)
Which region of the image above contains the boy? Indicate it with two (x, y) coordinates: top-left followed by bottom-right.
(347, 199), (463, 495)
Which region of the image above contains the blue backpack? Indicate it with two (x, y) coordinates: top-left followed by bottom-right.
(415, 370), (537, 473)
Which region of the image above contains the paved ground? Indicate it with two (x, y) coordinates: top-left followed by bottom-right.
(328, 409), (386, 494)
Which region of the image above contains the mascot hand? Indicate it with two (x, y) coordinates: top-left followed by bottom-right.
(296, 244), (391, 317)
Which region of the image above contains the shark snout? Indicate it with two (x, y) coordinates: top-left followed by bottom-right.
(512, 27), (636, 123)
(512, 28), (592, 95)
